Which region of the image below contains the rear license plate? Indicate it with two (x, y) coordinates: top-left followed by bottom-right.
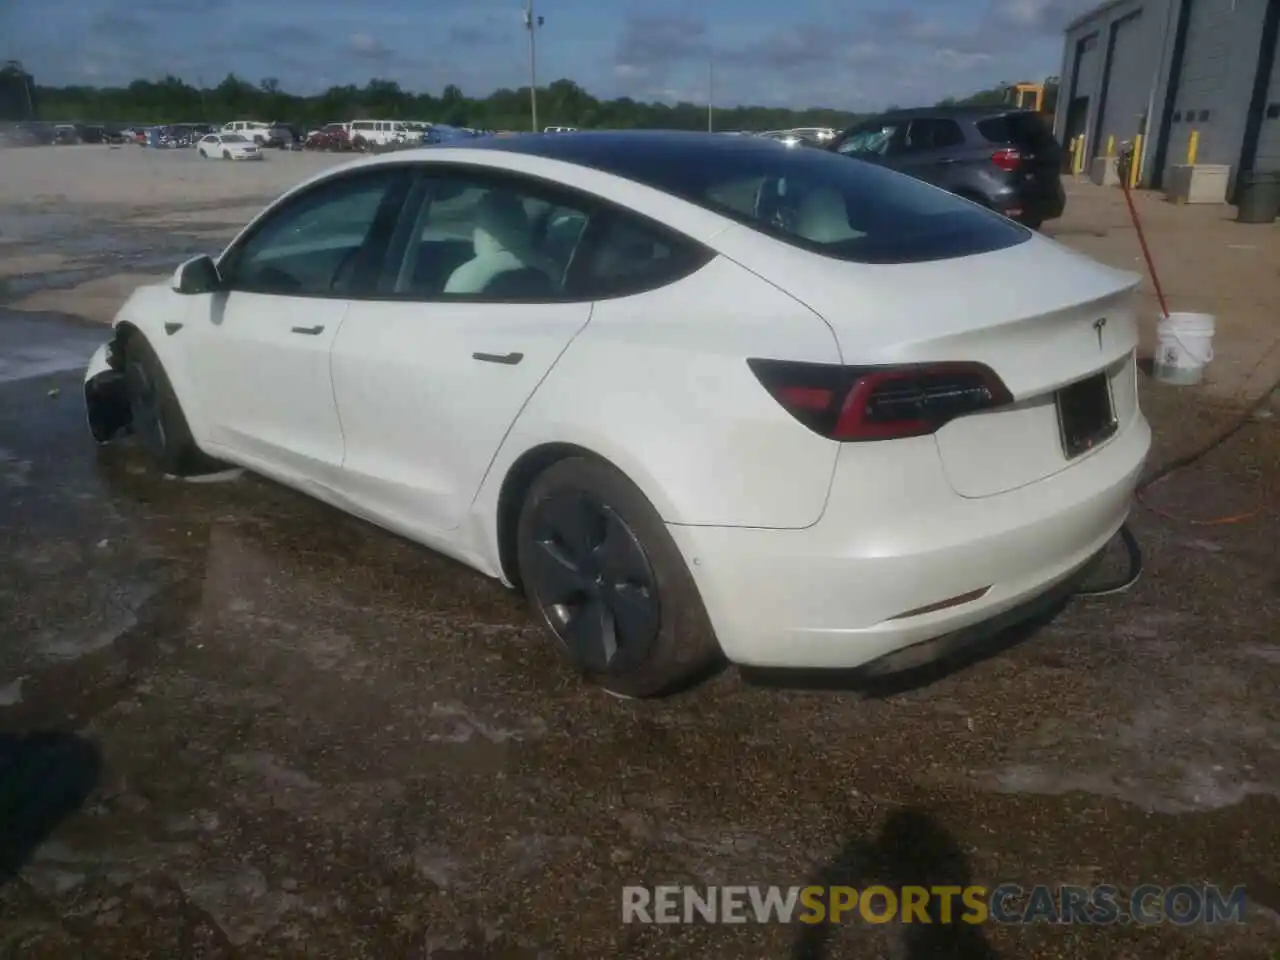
(1056, 372), (1117, 458)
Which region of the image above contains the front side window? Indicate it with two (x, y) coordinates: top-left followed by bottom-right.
(222, 169), (408, 296)
(834, 121), (902, 158)
(381, 173), (591, 299)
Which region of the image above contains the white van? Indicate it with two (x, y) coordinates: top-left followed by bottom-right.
(347, 120), (411, 147)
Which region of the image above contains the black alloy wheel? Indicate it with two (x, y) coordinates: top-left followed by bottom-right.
(524, 491), (660, 674)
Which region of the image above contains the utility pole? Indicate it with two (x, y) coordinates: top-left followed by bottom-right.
(707, 54), (714, 132)
(524, 1), (544, 132)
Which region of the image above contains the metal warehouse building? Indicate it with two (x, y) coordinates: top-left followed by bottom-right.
(1056, 0), (1280, 192)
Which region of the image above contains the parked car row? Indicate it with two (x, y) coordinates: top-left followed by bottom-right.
(301, 120), (489, 152)
(0, 121), (129, 145)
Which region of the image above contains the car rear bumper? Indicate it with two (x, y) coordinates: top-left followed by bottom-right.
(996, 178), (1066, 223)
(666, 409), (1150, 670)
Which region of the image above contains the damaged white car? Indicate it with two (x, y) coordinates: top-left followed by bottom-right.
(84, 132), (1150, 697)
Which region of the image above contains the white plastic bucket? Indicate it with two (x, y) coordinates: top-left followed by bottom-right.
(1153, 312), (1215, 385)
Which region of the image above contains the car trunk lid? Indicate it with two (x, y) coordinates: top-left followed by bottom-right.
(716, 226), (1142, 497)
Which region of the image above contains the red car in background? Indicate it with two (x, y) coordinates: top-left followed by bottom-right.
(305, 123), (352, 151)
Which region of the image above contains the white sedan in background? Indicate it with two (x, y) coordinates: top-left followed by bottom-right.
(196, 133), (262, 161)
(82, 131), (1150, 698)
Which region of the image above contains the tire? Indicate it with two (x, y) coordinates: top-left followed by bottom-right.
(222, 150), (231, 160)
(121, 334), (213, 476)
(516, 457), (720, 698)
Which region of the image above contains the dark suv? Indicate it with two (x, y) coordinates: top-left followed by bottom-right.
(827, 106), (1065, 229)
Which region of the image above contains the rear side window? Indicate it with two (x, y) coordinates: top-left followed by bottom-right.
(905, 118), (965, 150)
(576, 212), (712, 298)
(977, 113), (1059, 154)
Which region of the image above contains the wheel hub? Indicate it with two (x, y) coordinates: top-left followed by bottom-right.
(525, 492), (660, 673)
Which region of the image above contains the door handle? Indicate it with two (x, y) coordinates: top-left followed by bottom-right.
(291, 324), (324, 335)
(472, 351), (523, 365)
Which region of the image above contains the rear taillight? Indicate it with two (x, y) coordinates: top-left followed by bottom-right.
(748, 359), (1013, 442)
(991, 147), (1022, 172)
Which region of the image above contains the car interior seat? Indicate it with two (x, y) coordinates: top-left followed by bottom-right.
(444, 191), (554, 295)
(794, 187), (857, 244)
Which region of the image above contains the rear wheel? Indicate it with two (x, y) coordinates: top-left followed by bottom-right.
(122, 335), (212, 476)
(222, 149), (231, 160)
(516, 457), (720, 698)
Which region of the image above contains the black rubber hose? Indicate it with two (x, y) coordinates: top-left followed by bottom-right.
(1073, 522), (1144, 597)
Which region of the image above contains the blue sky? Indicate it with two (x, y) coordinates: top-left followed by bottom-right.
(3, 0), (1093, 110)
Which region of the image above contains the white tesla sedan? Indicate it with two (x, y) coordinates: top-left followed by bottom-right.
(196, 133), (262, 161)
(83, 131), (1150, 697)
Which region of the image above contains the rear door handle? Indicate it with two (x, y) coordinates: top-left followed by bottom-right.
(291, 324), (324, 335)
(472, 351), (523, 365)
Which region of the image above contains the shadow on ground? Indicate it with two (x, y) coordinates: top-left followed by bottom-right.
(0, 732), (101, 884)
(793, 807), (999, 960)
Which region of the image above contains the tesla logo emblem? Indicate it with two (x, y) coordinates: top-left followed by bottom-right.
(1093, 317), (1107, 350)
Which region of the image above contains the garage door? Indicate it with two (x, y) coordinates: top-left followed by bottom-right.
(1253, 30), (1280, 169)
(1095, 11), (1156, 158)
(1165, 0), (1234, 179)
(1067, 32), (1103, 155)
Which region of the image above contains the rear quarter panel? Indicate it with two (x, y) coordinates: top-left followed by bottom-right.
(471, 256), (844, 569)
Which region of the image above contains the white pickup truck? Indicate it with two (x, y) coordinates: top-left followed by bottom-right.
(221, 120), (291, 147)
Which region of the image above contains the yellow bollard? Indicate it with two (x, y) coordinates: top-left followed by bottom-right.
(1130, 134), (1143, 188)
(1074, 136), (1087, 175)
(1186, 129), (1199, 165)
(1106, 135), (1115, 157)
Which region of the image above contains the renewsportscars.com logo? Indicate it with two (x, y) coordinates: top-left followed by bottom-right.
(621, 884), (1249, 926)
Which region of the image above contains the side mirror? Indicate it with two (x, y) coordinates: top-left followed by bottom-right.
(172, 254), (221, 295)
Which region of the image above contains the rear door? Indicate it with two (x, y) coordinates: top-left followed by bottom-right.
(330, 166), (595, 537)
(896, 117), (970, 189)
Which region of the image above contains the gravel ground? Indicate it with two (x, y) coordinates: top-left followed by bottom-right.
(0, 144), (1277, 958)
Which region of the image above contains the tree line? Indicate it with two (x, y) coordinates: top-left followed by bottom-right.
(3, 61), (1047, 132)
(5, 68), (864, 132)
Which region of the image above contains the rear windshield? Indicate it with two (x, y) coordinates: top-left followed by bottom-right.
(560, 138), (1029, 264)
(977, 112), (1060, 155)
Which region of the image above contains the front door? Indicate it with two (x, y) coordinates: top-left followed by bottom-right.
(185, 164), (412, 482)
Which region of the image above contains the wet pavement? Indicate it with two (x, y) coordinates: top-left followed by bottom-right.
(4, 170), (1280, 957)
(1, 310), (1278, 958)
